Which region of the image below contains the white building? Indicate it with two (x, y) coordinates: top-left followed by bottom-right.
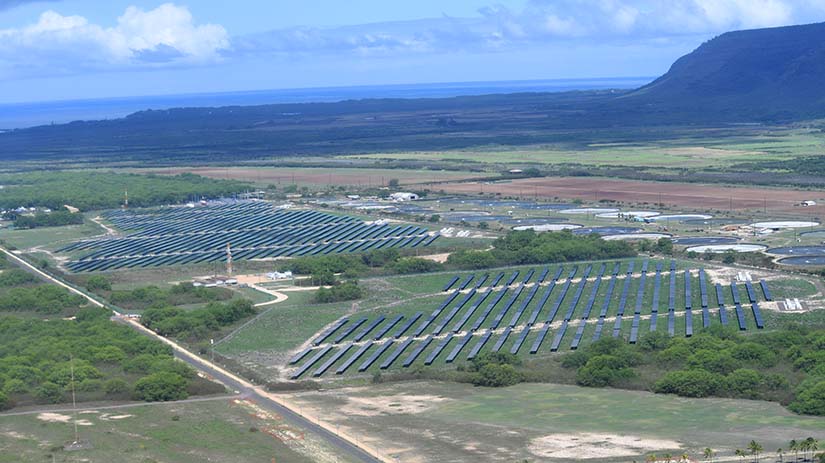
(266, 271), (293, 280)
(390, 192), (419, 202)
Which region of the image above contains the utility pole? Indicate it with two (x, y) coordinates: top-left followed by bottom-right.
(70, 355), (79, 445)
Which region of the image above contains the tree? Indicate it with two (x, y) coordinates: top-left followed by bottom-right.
(0, 391), (11, 411)
(734, 449), (744, 461)
(85, 275), (112, 292)
(703, 447), (715, 462)
(789, 440), (799, 463)
(748, 440), (763, 463)
(722, 250), (737, 264)
(777, 448), (784, 463)
(472, 363), (523, 387)
(133, 372), (188, 402)
(388, 178), (399, 188)
(35, 382), (64, 404)
(428, 214), (440, 223)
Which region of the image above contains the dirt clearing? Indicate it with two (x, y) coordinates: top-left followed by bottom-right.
(528, 433), (682, 459)
(439, 177), (825, 215)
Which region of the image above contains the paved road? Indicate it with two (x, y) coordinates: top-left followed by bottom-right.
(0, 246), (385, 463)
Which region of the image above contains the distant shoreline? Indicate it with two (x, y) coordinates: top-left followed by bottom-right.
(0, 77), (652, 130)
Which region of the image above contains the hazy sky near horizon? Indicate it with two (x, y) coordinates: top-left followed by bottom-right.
(2, 0), (825, 103)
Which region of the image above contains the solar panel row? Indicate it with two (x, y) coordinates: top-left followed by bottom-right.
(490, 284), (526, 329)
(313, 344), (353, 377)
(291, 345), (332, 379)
(510, 327), (531, 354)
(359, 340), (394, 372)
(492, 327), (512, 352)
(425, 333), (453, 365)
(374, 314), (404, 340)
(443, 276), (460, 292)
(446, 333), (473, 363)
(313, 319), (348, 346)
(336, 341), (373, 374)
(403, 336), (433, 367)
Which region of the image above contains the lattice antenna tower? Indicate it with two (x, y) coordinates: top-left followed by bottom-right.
(226, 243), (233, 276)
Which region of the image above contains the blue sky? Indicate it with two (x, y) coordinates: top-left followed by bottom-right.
(1, 0), (825, 103)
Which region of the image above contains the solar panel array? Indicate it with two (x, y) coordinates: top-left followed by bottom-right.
(289, 262), (773, 378)
(61, 201), (436, 272)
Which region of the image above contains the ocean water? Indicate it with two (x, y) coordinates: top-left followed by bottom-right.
(0, 77), (651, 130)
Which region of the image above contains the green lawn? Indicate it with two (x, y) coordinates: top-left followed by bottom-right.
(0, 398), (355, 463)
(0, 220), (105, 250)
(287, 380), (825, 463)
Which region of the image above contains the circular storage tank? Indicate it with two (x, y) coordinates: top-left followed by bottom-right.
(672, 236), (739, 246)
(800, 229), (825, 239)
(559, 208), (620, 215)
(686, 244), (767, 253)
(595, 211), (660, 219)
(751, 221), (819, 229)
(683, 218), (748, 226)
(778, 256), (825, 266)
(767, 246), (825, 256)
(500, 217), (569, 225)
(513, 224), (582, 232)
(603, 233), (672, 241)
(651, 214), (713, 222)
(573, 226), (642, 236)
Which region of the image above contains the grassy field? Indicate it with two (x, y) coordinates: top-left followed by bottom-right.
(0, 219), (105, 250)
(131, 166), (495, 187)
(0, 398), (355, 463)
(340, 129), (825, 169)
(285, 380), (825, 463)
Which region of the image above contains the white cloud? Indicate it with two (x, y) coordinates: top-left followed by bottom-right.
(0, 3), (228, 77)
(230, 0), (825, 61)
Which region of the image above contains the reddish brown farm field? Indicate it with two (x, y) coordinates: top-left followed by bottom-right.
(439, 176), (825, 215)
(135, 166), (489, 187)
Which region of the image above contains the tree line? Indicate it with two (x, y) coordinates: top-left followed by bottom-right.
(0, 171), (250, 211)
(559, 325), (825, 416)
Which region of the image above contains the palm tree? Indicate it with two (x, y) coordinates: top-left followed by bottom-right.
(749, 440), (764, 463)
(681, 453), (690, 463)
(663, 453), (673, 463)
(646, 455), (658, 463)
(735, 449), (745, 462)
(800, 440), (810, 462)
(703, 447), (715, 462)
(807, 438), (819, 462)
(778, 448), (784, 463)
(790, 440), (799, 463)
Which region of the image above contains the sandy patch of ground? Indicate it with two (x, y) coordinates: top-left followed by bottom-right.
(419, 252), (450, 263)
(36, 413), (71, 423)
(35, 413), (93, 426)
(528, 433), (681, 460)
(341, 394), (450, 417)
(100, 414), (133, 420)
(704, 267), (740, 285)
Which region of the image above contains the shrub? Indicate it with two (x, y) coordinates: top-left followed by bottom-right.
(133, 372), (188, 402)
(103, 378), (130, 395)
(35, 382), (64, 404)
(789, 377), (825, 415)
(0, 391), (12, 411)
(473, 364), (523, 387)
(389, 257), (442, 274)
(85, 275), (112, 292)
(654, 370), (724, 398)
